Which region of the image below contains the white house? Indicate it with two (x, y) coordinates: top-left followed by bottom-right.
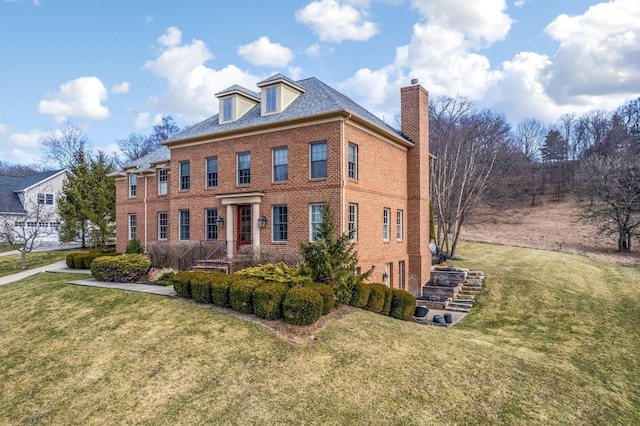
(0, 169), (69, 243)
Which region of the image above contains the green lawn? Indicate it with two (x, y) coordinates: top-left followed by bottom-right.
(0, 241), (638, 425)
(0, 249), (75, 278)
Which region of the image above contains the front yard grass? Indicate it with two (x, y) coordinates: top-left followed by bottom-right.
(0, 249), (74, 278)
(0, 242), (638, 425)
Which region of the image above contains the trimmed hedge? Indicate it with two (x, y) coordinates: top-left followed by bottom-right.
(90, 254), (151, 283)
(253, 282), (289, 320)
(211, 274), (236, 307)
(389, 289), (417, 321)
(283, 287), (323, 325)
(190, 272), (214, 304)
(172, 271), (193, 298)
(350, 282), (371, 308)
(381, 285), (393, 316)
(366, 284), (388, 314)
(306, 283), (334, 315)
(229, 277), (263, 314)
(66, 250), (118, 269)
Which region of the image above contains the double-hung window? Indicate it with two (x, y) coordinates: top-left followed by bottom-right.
(237, 152), (250, 185)
(348, 143), (358, 180)
(128, 213), (137, 240)
(158, 169), (168, 195)
(179, 161), (190, 191)
(129, 174), (137, 197)
(206, 208), (218, 240)
(266, 87), (277, 113)
(273, 147), (288, 182)
(179, 210), (190, 240)
(272, 205), (288, 241)
(206, 157), (218, 188)
(310, 203), (324, 241)
(348, 203), (358, 241)
(383, 208), (391, 241)
(158, 212), (168, 240)
(310, 142), (327, 179)
(38, 193), (54, 205)
(397, 210), (404, 241)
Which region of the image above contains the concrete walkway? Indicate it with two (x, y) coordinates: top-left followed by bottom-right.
(0, 260), (176, 296)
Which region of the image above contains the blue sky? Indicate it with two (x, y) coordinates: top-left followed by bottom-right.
(1, 0), (638, 166)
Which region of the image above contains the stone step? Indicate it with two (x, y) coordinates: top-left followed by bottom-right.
(446, 305), (471, 313)
(451, 300), (474, 307)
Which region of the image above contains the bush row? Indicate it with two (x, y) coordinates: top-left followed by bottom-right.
(172, 271), (334, 325)
(350, 282), (416, 321)
(66, 249), (118, 269)
(90, 254), (151, 283)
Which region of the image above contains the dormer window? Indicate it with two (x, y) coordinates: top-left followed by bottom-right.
(222, 97), (233, 122)
(266, 87), (277, 113)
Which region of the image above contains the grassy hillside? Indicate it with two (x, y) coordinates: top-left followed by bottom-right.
(0, 241), (638, 425)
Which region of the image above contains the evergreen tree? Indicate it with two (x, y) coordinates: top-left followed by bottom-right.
(299, 204), (371, 304)
(85, 151), (116, 247)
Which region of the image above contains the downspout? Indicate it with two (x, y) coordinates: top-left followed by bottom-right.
(144, 175), (148, 252)
(341, 113), (352, 233)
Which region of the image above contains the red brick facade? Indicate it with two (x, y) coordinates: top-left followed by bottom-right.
(115, 79), (430, 293)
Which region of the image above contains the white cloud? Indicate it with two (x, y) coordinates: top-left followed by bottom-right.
(37, 76), (110, 122)
(110, 82), (130, 94)
(0, 123), (11, 134)
(238, 36), (294, 68)
(542, 0), (640, 105)
(143, 27), (262, 121)
(305, 43), (322, 59)
(145, 15), (154, 23)
(0, 128), (48, 163)
(296, 0), (378, 42)
(157, 26), (182, 48)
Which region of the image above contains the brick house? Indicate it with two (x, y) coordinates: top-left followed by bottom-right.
(112, 74), (430, 294)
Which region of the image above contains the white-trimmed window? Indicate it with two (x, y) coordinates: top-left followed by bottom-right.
(383, 208), (390, 241)
(179, 161), (190, 191)
(266, 87), (277, 113)
(348, 203), (358, 241)
(222, 97), (233, 121)
(206, 208), (218, 240)
(399, 260), (406, 290)
(37, 193), (54, 205)
(397, 209), (404, 241)
(310, 142), (327, 179)
(273, 147), (288, 182)
(237, 152), (251, 185)
(179, 210), (190, 240)
(348, 143), (358, 180)
(310, 203), (324, 241)
(128, 213), (137, 240)
(272, 205), (288, 242)
(158, 212), (168, 240)
(129, 174), (137, 197)
(206, 157), (218, 188)
(158, 169), (168, 195)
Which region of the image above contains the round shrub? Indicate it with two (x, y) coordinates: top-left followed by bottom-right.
(282, 287), (323, 326)
(211, 274), (236, 307)
(306, 283), (334, 315)
(350, 282), (371, 308)
(253, 282), (289, 320)
(73, 253), (87, 269)
(365, 284), (387, 314)
(229, 277), (262, 314)
(66, 252), (80, 268)
(190, 272), (215, 304)
(172, 271), (193, 298)
(90, 254), (151, 283)
(389, 289), (417, 321)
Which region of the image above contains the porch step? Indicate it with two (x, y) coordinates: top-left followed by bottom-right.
(193, 260), (230, 273)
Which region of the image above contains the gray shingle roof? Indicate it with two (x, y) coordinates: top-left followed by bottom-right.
(0, 169), (64, 214)
(215, 84), (260, 101)
(119, 145), (171, 174)
(117, 75), (405, 173)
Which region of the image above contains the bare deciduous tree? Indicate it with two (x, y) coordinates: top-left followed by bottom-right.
(42, 121), (91, 170)
(514, 118), (547, 205)
(429, 96), (511, 258)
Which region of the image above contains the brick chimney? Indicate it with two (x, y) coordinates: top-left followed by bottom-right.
(401, 79), (431, 294)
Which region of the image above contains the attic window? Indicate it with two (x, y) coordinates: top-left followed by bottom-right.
(266, 87), (277, 113)
(222, 97), (233, 121)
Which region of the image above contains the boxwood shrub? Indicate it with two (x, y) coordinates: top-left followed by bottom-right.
(253, 282), (289, 320)
(306, 283), (334, 315)
(90, 254), (151, 283)
(282, 287), (323, 325)
(229, 277), (263, 314)
(190, 272), (214, 304)
(365, 283), (388, 314)
(211, 274), (236, 307)
(350, 282), (371, 308)
(389, 289), (417, 321)
(66, 250), (118, 269)
(381, 285), (393, 316)
(172, 271), (194, 298)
